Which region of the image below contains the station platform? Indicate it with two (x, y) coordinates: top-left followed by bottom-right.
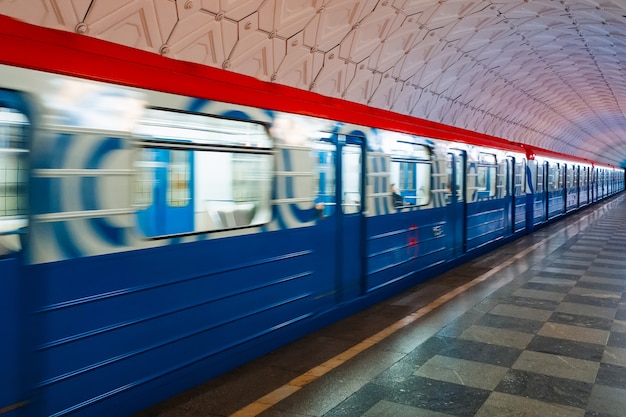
(135, 195), (626, 417)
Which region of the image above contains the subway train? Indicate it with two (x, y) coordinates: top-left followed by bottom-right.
(0, 16), (623, 417)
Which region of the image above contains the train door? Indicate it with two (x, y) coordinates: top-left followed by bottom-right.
(503, 157), (514, 236)
(0, 92), (30, 416)
(533, 161), (548, 225)
(136, 148), (194, 236)
(513, 158), (527, 233)
(337, 135), (366, 301)
(591, 168), (596, 202)
(447, 150), (466, 257)
(580, 166), (589, 206)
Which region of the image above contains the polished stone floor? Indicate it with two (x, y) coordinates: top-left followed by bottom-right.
(135, 195), (626, 417)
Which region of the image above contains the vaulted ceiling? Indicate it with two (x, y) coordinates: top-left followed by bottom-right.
(2, 0), (626, 166)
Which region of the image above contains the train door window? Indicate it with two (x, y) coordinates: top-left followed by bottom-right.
(547, 163), (553, 190)
(0, 107), (28, 256)
(446, 158), (453, 201)
(515, 159), (526, 196)
(534, 163), (543, 193)
(498, 158), (509, 197)
(167, 150), (191, 207)
(313, 140), (336, 217)
(445, 153), (465, 203)
(342, 144), (361, 214)
(566, 165), (571, 188)
(390, 143), (431, 207)
(133, 109), (273, 237)
(548, 163), (557, 191)
(554, 164), (559, 189)
(556, 164), (563, 189)
(477, 153), (496, 197)
(134, 148), (156, 207)
(455, 155), (464, 202)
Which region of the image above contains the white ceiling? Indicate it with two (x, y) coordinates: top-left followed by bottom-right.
(2, 0), (626, 166)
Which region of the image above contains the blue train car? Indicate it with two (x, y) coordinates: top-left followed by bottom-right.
(0, 16), (624, 417)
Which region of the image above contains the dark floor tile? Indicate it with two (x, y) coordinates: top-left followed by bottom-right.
(563, 294), (620, 308)
(596, 255), (626, 262)
(395, 376), (491, 417)
(503, 296), (559, 310)
(373, 336), (449, 385)
(596, 363), (626, 390)
(615, 309), (626, 321)
(608, 332), (626, 349)
(531, 270), (585, 281)
(435, 309), (488, 339)
(495, 369), (592, 409)
(436, 337), (523, 368)
(590, 262), (626, 273)
(526, 335), (604, 362)
(567, 249), (600, 257)
(549, 312), (613, 331)
(563, 254), (598, 261)
(322, 383), (383, 417)
(585, 411), (623, 417)
(575, 280), (624, 293)
(599, 249), (626, 256)
(583, 269), (625, 279)
(523, 282), (573, 293)
(477, 313), (544, 334)
(325, 375), (492, 417)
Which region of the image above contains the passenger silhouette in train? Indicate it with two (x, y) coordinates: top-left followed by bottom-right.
(314, 196), (325, 218)
(391, 184), (404, 208)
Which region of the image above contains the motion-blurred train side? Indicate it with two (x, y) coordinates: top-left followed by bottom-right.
(0, 16), (623, 417)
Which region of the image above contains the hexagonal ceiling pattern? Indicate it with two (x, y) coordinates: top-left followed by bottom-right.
(2, 0), (626, 166)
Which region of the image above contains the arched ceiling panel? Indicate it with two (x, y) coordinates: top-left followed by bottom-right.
(2, 0), (626, 166)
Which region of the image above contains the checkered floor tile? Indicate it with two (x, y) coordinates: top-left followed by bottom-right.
(323, 203), (626, 417)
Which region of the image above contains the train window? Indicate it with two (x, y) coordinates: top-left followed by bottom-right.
(313, 141), (336, 217)
(390, 144), (431, 207)
(548, 162), (564, 191)
(515, 159), (526, 195)
(537, 162), (547, 192)
(456, 157), (464, 201)
(569, 166), (577, 188)
(133, 109), (273, 237)
(547, 164), (553, 190)
(446, 159), (453, 197)
(342, 144), (362, 214)
(134, 109), (272, 148)
(498, 159), (508, 197)
(134, 148), (156, 207)
(0, 107), (28, 255)
(0, 108), (28, 217)
(445, 154), (464, 202)
(477, 153), (496, 197)
(167, 150), (191, 207)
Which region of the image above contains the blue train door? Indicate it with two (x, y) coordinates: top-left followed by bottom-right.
(0, 91), (30, 416)
(136, 148), (194, 237)
(533, 161), (548, 225)
(504, 157), (514, 235)
(337, 135), (365, 301)
(448, 150), (466, 257)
